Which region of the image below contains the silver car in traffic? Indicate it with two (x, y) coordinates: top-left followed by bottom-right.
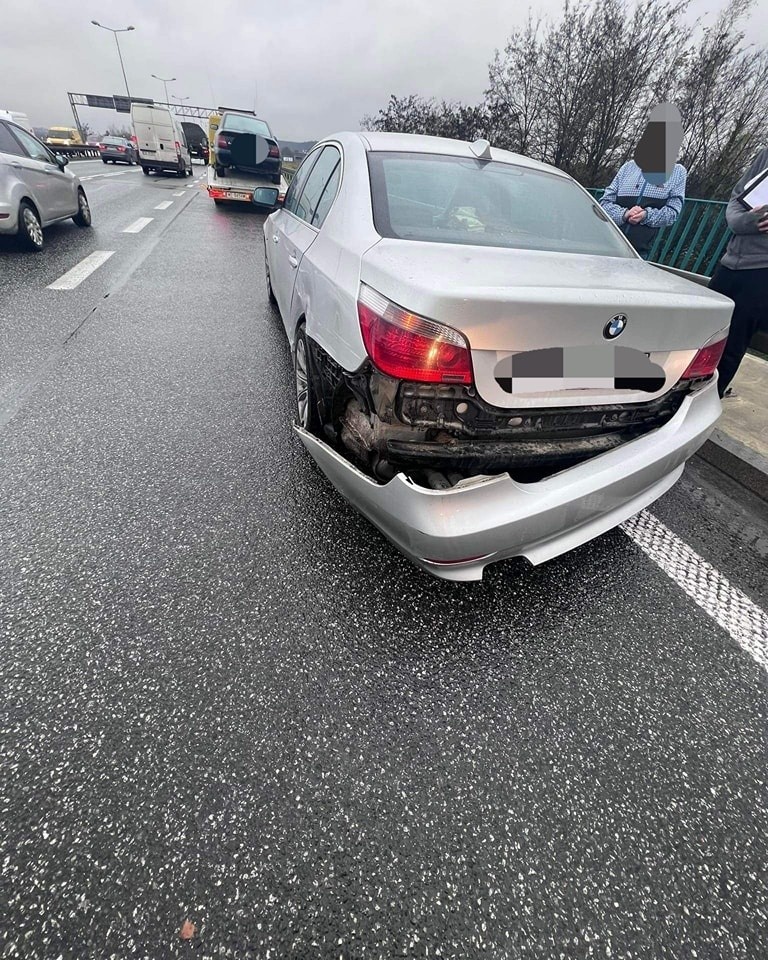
(261, 132), (734, 580)
(0, 119), (91, 251)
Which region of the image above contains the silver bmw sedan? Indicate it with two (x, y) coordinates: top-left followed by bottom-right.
(260, 131), (734, 581)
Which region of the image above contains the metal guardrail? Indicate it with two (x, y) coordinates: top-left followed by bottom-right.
(48, 145), (101, 159)
(588, 188), (729, 278)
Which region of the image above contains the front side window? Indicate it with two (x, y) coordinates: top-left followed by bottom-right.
(12, 126), (55, 164)
(368, 151), (634, 258)
(294, 146), (341, 225)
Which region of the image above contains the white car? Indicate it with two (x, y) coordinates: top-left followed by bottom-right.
(258, 132), (733, 581)
(0, 119), (91, 251)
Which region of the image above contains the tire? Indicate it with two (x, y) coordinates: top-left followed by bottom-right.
(294, 325), (321, 433)
(18, 201), (43, 252)
(265, 254), (277, 305)
(213, 198), (224, 206)
(102, 159), (108, 165)
(215, 165), (225, 178)
(72, 189), (92, 228)
(142, 167), (150, 176)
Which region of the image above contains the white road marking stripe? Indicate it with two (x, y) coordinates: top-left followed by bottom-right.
(172, 191), (185, 196)
(123, 217), (153, 233)
(622, 511), (768, 672)
(46, 250), (114, 291)
(154, 200), (173, 210)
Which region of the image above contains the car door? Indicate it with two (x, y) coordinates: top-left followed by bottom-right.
(269, 147), (322, 321)
(11, 126), (76, 221)
(270, 145), (342, 330)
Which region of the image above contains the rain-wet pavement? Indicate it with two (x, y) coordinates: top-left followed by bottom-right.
(1, 182), (768, 959)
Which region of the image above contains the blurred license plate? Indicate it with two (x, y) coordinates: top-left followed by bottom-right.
(228, 191), (250, 200)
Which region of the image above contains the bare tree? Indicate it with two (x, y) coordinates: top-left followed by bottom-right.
(360, 0), (768, 198)
(673, 0), (768, 197)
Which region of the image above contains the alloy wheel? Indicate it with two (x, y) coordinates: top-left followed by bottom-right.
(23, 207), (43, 248)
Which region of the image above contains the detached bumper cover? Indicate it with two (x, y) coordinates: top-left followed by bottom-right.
(294, 380), (721, 580)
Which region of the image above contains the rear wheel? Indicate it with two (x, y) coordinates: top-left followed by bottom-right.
(102, 159), (108, 165)
(72, 189), (92, 228)
(142, 167), (150, 176)
(294, 326), (321, 432)
(18, 201), (43, 251)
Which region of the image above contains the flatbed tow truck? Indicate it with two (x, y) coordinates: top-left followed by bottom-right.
(205, 110), (288, 206)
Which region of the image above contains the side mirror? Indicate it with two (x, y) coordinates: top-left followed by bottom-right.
(252, 186), (280, 211)
(55, 154), (69, 168)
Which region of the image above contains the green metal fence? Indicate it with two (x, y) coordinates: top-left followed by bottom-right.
(587, 188), (729, 277)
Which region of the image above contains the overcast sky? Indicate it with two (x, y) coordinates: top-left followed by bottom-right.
(1, 0), (765, 141)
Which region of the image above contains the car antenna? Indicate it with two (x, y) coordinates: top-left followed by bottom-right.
(470, 139), (492, 160)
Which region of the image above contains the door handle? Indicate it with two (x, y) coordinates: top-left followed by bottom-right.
(272, 235), (279, 243)
(288, 255), (299, 269)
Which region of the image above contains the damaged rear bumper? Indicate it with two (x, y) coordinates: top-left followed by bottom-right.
(294, 380), (721, 581)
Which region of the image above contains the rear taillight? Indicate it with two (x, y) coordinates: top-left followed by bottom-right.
(217, 135), (232, 149)
(357, 284), (473, 385)
(681, 334), (728, 380)
(98, 143), (105, 150)
(174, 141), (181, 154)
(117, 146), (125, 152)
(268, 145), (279, 158)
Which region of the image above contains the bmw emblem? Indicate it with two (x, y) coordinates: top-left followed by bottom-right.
(604, 314), (628, 339)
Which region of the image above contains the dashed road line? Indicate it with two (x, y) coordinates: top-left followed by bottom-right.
(154, 200), (174, 210)
(172, 191), (186, 197)
(79, 170), (143, 181)
(622, 511), (768, 672)
(123, 217), (154, 234)
(46, 251), (115, 291)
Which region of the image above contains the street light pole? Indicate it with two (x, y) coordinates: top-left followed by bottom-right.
(152, 74), (177, 104)
(91, 21), (135, 97)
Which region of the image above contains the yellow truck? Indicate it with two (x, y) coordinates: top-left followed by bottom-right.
(45, 127), (84, 148)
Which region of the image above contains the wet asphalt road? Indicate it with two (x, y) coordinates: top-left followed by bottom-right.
(1, 166), (768, 959)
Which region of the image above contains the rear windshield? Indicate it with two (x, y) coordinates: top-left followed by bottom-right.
(48, 129), (75, 137)
(221, 115), (271, 138)
(102, 137), (125, 145)
(367, 151), (634, 258)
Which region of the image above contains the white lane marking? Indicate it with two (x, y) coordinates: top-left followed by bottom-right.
(123, 217), (153, 233)
(172, 191), (185, 196)
(622, 511), (768, 672)
(46, 250), (114, 291)
(154, 200), (173, 210)
(79, 170), (142, 181)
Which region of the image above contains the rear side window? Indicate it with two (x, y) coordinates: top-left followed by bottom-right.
(311, 159), (341, 228)
(284, 149), (321, 216)
(0, 122), (24, 157)
(294, 146), (341, 224)
(368, 151), (634, 258)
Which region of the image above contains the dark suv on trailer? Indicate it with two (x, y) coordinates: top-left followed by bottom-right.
(213, 111), (281, 184)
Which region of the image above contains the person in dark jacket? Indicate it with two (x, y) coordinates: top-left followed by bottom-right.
(708, 147), (768, 397)
(600, 103), (686, 258)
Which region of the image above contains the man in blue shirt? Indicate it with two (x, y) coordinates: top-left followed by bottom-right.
(599, 103), (687, 258)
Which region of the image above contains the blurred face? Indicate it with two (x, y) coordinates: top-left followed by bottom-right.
(633, 103), (683, 185)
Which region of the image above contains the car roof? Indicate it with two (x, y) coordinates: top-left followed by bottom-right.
(319, 130), (571, 179)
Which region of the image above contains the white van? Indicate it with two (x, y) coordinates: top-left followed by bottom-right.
(130, 104), (192, 177)
(0, 109), (33, 134)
